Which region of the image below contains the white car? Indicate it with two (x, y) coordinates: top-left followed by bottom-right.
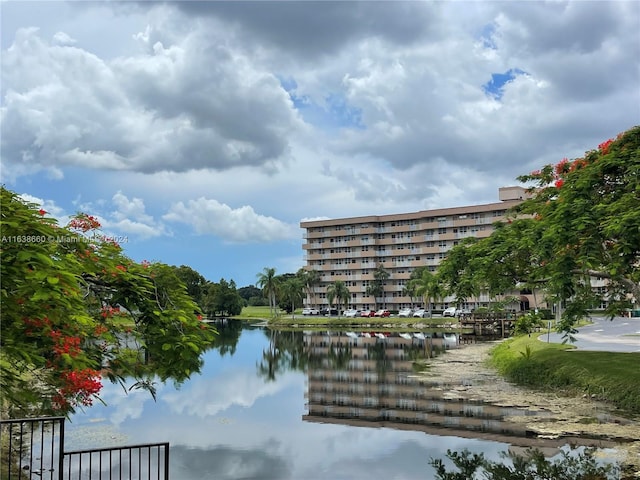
(302, 308), (320, 315)
(412, 309), (426, 318)
(443, 307), (457, 317)
(343, 309), (360, 317)
(398, 308), (413, 317)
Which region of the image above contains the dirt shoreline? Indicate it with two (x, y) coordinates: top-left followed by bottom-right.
(416, 340), (640, 476)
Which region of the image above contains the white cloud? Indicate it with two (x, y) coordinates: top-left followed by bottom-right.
(17, 193), (67, 221)
(162, 369), (297, 418)
(163, 197), (298, 244)
(101, 192), (168, 239)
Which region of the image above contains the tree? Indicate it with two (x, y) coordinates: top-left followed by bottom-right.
(411, 267), (444, 318)
(172, 265), (209, 310)
(297, 268), (321, 308)
(237, 285), (265, 306)
(203, 278), (243, 317)
(436, 239), (480, 309)
(402, 280), (418, 309)
(326, 280), (351, 317)
(0, 188), (216, 415)
(279, 277), (304, 317)
(435, 126), (640, 336)
(514, 127), (639, 333)
(366, 264), (390, 309)
(256, 267), (279, 317)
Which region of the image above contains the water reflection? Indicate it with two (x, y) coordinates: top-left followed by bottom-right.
(302, 330), (620, 451)
(63, 322), (618, 479)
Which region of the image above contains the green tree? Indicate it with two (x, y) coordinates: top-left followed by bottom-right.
(515, 126), (640, 333)
(0, 188), (216, 415)
(326, 280), (351, 317)
(280, 276), (304, 317)
(436, 239), (480, 309)
(203, 278), (243, 317)
(256, 267), (279, 317)
(411, 267), (444, 318)
(366, 264), (390, 309)
(435, 127), (639, 336)
(172, 264), (209, 310)
(297, 268), (321, 308)
(237, 285), (265, 306)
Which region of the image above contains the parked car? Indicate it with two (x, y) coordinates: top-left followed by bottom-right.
(320, 307), (339, 316)
(456, 309), (473, 318)
(360, 310), (376, 317)
(374, 309), (391, 317)
(443, 307), (457, 317)
(343, 309), (360, 317)
(412, 309), (426, 318)
(302, 308), (320, 315)
(398, 308), (413, 318)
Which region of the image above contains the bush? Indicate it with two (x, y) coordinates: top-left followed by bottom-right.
(514, 312), (545, 335)
(430, 446), (620, 480)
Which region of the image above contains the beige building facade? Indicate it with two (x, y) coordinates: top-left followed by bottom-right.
(300, 186), (534, 312)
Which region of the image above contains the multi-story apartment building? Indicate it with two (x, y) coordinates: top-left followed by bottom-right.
(300, 186), (533, 312)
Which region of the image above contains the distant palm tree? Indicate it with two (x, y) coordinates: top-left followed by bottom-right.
(257, 267), (279, 317)
(327, 280), (351, 317)
(366, 264), (390, 309)
(414, 268), (444, 318)
(280, 277), (304, 318)
(297, 268), (321, 308)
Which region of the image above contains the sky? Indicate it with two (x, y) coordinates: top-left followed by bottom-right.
(2, 1), (639, 288)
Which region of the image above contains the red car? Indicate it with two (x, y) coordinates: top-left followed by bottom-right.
(360, 310), (376, 317)
(374, 309), (391, 317)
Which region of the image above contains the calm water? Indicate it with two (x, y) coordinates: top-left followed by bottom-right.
(63, 322), (608, 479)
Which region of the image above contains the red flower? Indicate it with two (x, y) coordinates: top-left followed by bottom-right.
(38, 209), (47, 216)
(555, 179), (564, 189)
(554, 158), (569, 175)
(598, 139), (613, 155)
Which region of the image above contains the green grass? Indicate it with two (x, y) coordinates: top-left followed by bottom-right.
(231, 306), (460, 329)
(231, 305), (275, 320)
(489, 335), (640, 416)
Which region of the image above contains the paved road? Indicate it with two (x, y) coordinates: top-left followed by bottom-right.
(542, 316), (640, 352)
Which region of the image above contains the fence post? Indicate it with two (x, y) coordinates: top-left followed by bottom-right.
(164, 442), (170, 480)
(58, 418), (65, 480)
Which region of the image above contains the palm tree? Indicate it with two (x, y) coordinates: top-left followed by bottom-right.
(402, 281), (418, 309)
(280, 277), (304, 318)
(257, 267), (279, 317)
(326, 280), (351, 318)
(297, 268), (321, 308)
(366, 264), (390, 309)
(414, 268), (444, 318)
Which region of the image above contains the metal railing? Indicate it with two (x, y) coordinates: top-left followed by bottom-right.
(0, 417), (169, 480)
(62, 443), (169, 480)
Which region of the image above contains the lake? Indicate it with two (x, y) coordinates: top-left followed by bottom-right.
(63, 321), (613, 479)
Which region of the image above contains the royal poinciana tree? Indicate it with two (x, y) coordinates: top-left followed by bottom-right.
(437, 126), (639, 336)
(516, 126), (639, 333)
(0, 187), (216, 415)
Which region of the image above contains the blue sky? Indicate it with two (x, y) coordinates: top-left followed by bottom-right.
(2, 1), (639, 287)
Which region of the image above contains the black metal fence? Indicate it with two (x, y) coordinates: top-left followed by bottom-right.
(0, 417), (169, 480)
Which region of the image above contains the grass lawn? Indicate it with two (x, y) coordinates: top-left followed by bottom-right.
(489, 335), (640, 416)
(232, 306), (456, 328)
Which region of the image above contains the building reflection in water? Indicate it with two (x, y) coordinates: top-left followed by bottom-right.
(302, 331), (618, 452)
